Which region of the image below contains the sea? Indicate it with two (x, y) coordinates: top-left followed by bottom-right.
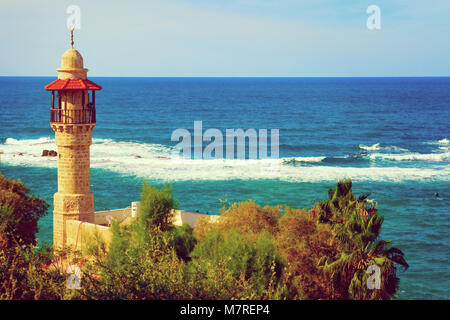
(0, 77), (448, 299)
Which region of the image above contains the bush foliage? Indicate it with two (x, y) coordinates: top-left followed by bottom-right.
(0, 173), (408, 300)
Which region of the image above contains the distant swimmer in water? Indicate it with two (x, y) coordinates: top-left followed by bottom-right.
(434, 192), (440, 198)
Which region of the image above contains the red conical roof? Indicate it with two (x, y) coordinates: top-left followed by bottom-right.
(44, 79), (102, 91)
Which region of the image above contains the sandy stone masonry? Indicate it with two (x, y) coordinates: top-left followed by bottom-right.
(47, 40), (98, 248)
(52, 125), (96, 248)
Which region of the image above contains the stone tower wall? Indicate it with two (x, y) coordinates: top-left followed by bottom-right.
(52, 89), (95, 248)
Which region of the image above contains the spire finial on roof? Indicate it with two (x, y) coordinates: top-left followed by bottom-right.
(70, 27), (74, 48)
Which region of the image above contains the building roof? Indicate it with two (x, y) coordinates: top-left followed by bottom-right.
(44, 79), (102, 91)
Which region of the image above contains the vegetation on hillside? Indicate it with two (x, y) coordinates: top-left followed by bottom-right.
(0, 173), (67, 299)
(0, 173), (408, 300)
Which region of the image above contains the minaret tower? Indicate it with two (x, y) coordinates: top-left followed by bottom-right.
(45, 29), (102, 248)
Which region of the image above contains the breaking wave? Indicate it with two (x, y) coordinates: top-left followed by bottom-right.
(424, 138), (450, 146)
(359, 143), (408, 152)
(1, 137), (449, 183)
(367, 152), (449, 162)
(359, 143), (382, 151)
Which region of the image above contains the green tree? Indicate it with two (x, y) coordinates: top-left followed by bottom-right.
(137, 180), (177, 233)
(83, 223), (189, 300)
(81, 181), (189, 299)
(0, 173), (48, 247)
(317, 179), (408, 299)
(0, 174), (67, 300)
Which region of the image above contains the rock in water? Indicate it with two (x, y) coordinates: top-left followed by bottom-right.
(43, 150), (57, 157)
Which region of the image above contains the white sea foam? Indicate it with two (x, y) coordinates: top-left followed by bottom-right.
(359, 143), (381, 151)
(424, 138), (450, 146)
(5, 137), (54, 146)
(384, 145), (409, 152)
(1, 137), (449, 183)
(359, 141), (448, 162)
(359, 143), (408, 152)
(368, 151), (450, 162)
(282, 156), (326, 163)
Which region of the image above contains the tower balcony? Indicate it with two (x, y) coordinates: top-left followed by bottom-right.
(50, 107), (96, 124)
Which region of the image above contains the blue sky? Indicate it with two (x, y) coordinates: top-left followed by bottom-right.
(0, 0), (449, 76)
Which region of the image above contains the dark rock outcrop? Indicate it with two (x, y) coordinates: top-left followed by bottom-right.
(42, 150), (57, 157)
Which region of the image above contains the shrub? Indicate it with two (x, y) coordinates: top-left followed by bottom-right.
(168, 223), (197, 262)
(195, 200), (281, 240)
(276, 207), (337, 299)
(137, 180), (177, 233)
(189, 229), (286, 299)
(0, 173), (48, 247)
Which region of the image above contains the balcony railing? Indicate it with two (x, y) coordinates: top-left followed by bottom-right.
(50, 108), (96, 124)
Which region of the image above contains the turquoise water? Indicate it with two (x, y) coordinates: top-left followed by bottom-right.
(0, 77), (449, 299)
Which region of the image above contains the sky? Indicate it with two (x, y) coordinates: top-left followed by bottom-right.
(0, 0), (449, 77)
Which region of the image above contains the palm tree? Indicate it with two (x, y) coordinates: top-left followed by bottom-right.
(318, 179), (408, 299)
